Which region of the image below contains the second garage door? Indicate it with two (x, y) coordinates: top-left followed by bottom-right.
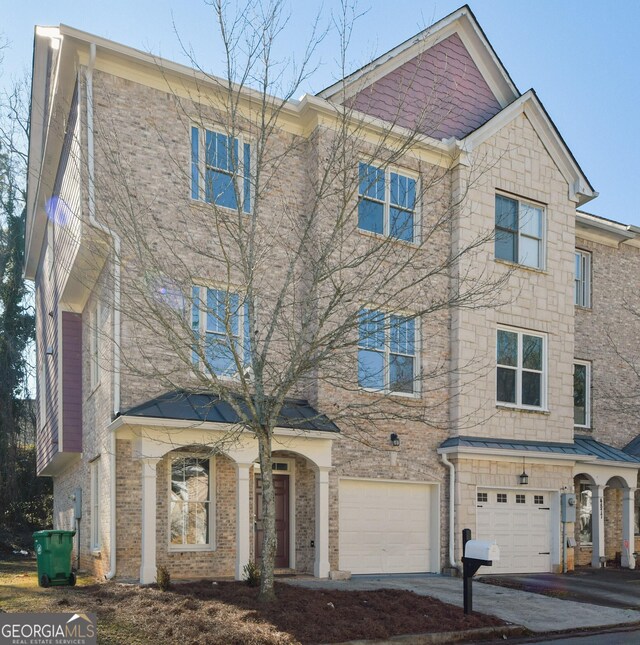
(339, 479), (435, 574)
(476, 488), (552, 574)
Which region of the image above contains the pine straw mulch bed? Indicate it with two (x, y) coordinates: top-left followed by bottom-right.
(8, 578), (507, 644)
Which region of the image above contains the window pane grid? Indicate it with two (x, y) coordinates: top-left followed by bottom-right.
(192, 127), (250, 213)
(497, 328), (545, 408)
(170, 457), (211, 546)
(358, 163), (416, 242)
(495, 195), (544, 268)
(192, 287), (249, 376)
(575, 251), (591, 307)
(358, 308), (416, 394)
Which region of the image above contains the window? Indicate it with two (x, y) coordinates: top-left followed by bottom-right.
(170, 456), (213, 548)
(497, 327), (546, 408)
(90, 459), (100, 550)
(534, 495), (545, 505)
(497, 493), (507, 503)
(575, 250), (591, 308)
(358, 163), (417, 242)
(574, 361), (591, 428)
(578, 484), (592, 544)
(516, 494), (525, 504)
(495, 194), (544, 269)
(191, 286), (250, 377)
(89, 303), (101, 389)
(191, 126), (251, 213)
(358, 308), (417, 394)
(477, 492), (488, 503)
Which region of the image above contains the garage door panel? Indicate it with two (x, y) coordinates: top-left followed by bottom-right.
(477, 488), (551, 574)
(339, 480), (434, 574)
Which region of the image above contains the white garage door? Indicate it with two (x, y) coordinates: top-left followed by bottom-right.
(339, 479), (434, 574)
(476, 488), (552, 574)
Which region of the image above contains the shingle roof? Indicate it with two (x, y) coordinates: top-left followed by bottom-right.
(439, 435), (640, 464)
(120, 390), (340, 433)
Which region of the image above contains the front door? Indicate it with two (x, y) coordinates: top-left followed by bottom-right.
(255, 474), (290, 568)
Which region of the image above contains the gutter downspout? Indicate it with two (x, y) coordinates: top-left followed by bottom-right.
(440, 452), (461, 573)
(86, 42), (121, 580)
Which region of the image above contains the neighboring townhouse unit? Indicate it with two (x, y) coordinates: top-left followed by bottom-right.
(26, 5), (640, 584)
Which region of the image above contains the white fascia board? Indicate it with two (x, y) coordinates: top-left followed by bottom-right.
(25, 27), (63, 280)
(576, 211), (639, 248)
(109, 414), (339, 441)
(462, 90), (597, 206)
(59, 24), (300, 120)
(319, 8), (518, 107)
(437, 444), (597, 465)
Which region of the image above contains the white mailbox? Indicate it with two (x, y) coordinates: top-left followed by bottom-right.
(464, 540), (500, 562)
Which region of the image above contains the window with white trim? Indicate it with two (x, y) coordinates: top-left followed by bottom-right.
(497, 327), (546, 408)
(191, 286), (250, 377)
(89, 303), (101, 389)
(90, 459), (101, 550)
(495, 194), (545, 269)
(574, 361), (591, 428)
(575, 250), (591, 308)
(191, 126), (251, 213)
(358, 308), (417, 394)
(358, 163), (417, 242)
(170, 456), (213, 548)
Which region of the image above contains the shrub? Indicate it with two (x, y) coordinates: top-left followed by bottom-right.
(242, 561), (260, 587)
(156, 565), (171, 591)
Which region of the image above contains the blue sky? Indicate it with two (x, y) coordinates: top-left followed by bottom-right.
(2, 0), (639, 224)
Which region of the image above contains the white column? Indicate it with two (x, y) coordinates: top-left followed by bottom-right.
(139, 458), (161, 584)
(314, 466), (331, 578)
(591, 484), (605, 568)
(622, 488), (636, 569)
(235, 462), (252, 580)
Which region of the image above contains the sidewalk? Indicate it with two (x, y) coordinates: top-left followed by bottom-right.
(284, 574), (640, 633)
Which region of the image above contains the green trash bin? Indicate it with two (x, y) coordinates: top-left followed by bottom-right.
(33, 530), (77, 588)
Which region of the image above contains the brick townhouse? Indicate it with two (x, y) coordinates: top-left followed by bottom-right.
(26, 5), (640, 583)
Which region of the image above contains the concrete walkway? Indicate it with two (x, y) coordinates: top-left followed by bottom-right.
(284, 575), (640, 633)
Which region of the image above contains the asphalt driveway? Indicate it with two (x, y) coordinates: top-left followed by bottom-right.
(481, 567), (640, 609)
(285, 573), (640, 633)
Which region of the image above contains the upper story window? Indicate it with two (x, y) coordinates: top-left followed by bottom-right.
(495, 194), (544, 269)
(170, 456), (213, 549)
(575, 250), (591, 308)
(358, 163), (417, 242)
(89, 303), (101, 390)
(574, 360), (591, 428)
(191, 126), (251, 213)
(191, 286), (250, 377)
(496, 327), (546, 409)
(358, 308), (417, 395)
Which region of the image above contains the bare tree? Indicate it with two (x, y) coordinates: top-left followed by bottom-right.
(59, 0), (510, 600)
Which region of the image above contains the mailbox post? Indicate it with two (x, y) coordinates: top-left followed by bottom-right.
(461, 528), (500, 614)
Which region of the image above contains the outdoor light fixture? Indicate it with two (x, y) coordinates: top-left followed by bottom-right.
(390, 433), (400, 447)
(45, 346), (54, 357)
(519, 456), (529, 485)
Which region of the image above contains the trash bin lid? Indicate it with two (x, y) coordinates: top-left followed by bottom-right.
(49, 530), (77, 537)
(33, 530), (54, 537)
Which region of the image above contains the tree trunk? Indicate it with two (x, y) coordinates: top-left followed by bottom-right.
(257, 430), (277, 602)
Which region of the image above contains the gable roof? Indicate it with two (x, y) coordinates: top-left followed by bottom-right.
(318, 5), (519, 109)
(461, 89), (597, 205)
(120, 390), (341, 433)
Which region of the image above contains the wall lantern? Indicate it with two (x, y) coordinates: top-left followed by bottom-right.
(390, 433), (400, 447)
(519, 456), (529, 485)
